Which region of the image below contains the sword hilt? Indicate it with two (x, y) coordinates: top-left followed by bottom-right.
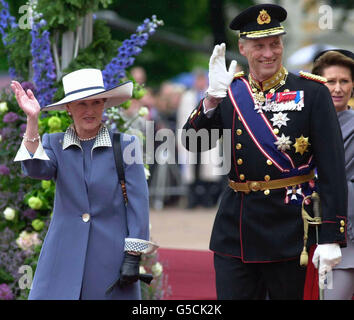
(310, 192), (322, 225)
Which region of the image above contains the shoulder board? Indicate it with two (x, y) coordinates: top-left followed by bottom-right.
(299, 71), (327, 84)
(233, 71), (245, 79)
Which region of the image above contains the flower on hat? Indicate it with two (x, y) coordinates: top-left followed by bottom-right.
(3, 207), (16, 220)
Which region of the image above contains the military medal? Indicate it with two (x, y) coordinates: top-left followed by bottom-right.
(274, 134), (292, 151)
(286, 186), (302, 201)
(294, 135), (310, 155)
(270, 112), (289, 128)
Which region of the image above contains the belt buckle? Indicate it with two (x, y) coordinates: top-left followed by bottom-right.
(248, 181), (261, 192)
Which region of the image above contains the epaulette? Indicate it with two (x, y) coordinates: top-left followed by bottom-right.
(233, 71), (245, 79)
(299, 71), (327, 84)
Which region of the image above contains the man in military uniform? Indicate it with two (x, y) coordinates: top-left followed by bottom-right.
(182, 4), (347, 299)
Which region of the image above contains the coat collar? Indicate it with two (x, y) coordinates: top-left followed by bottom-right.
(62, 124), (112, 150)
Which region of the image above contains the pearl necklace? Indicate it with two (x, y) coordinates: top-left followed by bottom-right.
(78, 135), (97, 141)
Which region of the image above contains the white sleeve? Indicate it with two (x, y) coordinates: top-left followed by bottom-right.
(14, 139), (50, 162)
(203, 100), (218, 118)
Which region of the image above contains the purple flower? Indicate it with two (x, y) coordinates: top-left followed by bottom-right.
(20, 123), (26, 135)
(22, 208), (37, 220)
(103, 15), (163, 89)
(21, 81), (36, 93)
(0, 164), (10, 175)
(30, 20), (57, 107)
(3, 112), (19, 123)
(0, 283), (13, 300)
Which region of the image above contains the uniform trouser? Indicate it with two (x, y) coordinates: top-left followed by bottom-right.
(214, 253), (307, 300)
(324, 269), (354, 300)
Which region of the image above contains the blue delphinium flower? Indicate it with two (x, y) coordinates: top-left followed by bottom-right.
(102, 15), (163, 89)
(30, 20), (57, 107)
(0, 0), (18, 46)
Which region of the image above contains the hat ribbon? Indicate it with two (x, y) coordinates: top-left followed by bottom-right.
(65, 86), (105, 98)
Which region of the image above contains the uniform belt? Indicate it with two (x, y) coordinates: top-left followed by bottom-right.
(229, 170), (315, 193)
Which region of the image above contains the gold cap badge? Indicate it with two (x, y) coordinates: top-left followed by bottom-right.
(257, 9), (271, 25)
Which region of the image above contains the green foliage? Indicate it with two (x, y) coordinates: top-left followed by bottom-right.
(5, 28), (32, 80)
(36, 0), (113, 31)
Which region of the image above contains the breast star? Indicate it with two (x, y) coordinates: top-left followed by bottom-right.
(294, 135), (310, 155)
(274, 133), (292, 151)
(270, 112), (290, 128)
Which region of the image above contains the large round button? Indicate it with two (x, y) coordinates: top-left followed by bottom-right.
(264, 189), (270, 195)
(239, 174), (245, 181)
(340, 227), (345, 233)
(273, 128), (279, 135)
(237, 158), (243, 165)
(266, 159), (273, 166)
(264, 175), (271, 182)
(340, 220), (345, 227)
(236, 129), (242, 136)
(82, 213), (90, 222)
(236, 143), (242, 150)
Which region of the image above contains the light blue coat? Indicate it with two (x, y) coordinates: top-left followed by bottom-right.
(19, 127), (149, 300)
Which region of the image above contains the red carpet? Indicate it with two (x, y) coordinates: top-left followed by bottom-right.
(158, 248), (217, 300)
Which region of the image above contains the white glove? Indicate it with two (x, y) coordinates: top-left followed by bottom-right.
(312, 243), (341, 288)
(206, 43), (238, 98)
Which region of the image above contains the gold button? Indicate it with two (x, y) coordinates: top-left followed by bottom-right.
(284, 89), (290, 92)
(266, 159), (272, 166)
(340, 220), (345, 226)
(239, 174), (245, 181)
(236, 129), (242, 136)
(238, 116), (241, 121)
(237, 158), (243, 165)
(340, 227), (345, 233)
(273, 128), (279, 135)
(198, 111), (201, 115)
(264, 175), (270, 181)
(236, 143), (242, 150)
(264, 189), (270, 195)
(82, 213), (90, 222)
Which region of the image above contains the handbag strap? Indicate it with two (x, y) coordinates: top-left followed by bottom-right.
(113, 132), (128, 204)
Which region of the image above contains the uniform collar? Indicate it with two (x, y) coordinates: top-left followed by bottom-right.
(249, 66), (287, 92)
(62, 124), (112, 150)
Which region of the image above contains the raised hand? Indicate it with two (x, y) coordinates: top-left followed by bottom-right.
(206, 43), (238, 98)
(10, 80), (40, 119)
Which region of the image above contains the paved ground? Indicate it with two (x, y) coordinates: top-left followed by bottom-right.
(149, 206), (217, 251)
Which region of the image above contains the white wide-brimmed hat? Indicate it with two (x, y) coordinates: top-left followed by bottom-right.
(42, 68), (133, 111)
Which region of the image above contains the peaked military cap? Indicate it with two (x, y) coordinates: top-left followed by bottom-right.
(230, 3), (287, 39)
(313, 49), (354, 63)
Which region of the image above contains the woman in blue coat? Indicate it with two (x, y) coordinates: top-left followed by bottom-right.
(12, 68), (156, 300)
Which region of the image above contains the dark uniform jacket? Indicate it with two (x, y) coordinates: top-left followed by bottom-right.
(182, 71), (347, 263)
